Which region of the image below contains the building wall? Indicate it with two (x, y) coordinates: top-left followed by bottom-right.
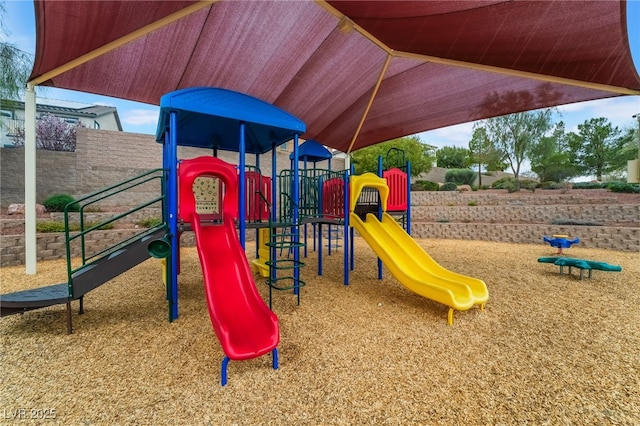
(0, 128), (344, 208)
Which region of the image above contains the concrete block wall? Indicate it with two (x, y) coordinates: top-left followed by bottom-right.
(412, 204), (640, 225)
(1, 230), (138, 267)
(1, 128), (343, 209)
(0, 148), (77, 207)
(1, 219), (638, 267)
(411, 191), (619, 206)
(410, 223), (639, 252)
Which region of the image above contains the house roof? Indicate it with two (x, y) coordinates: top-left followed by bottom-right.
(2, 98), (123, 131)
(27, 1), (639, 153)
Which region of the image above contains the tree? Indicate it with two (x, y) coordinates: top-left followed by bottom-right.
(479, 108), (555, 190)
(529, 121), (577, 182)
(351, 136), (435, 177)
(12, 113), (84, 152)
(435, 145), (471, 169)
(468, 126), (507, 187)
(0, 2), (33, 100)
(566, 117), (622, 181)
(606, 126), (639, 177)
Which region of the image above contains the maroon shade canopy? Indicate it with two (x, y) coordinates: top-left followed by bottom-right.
(28, 0), (640, 153)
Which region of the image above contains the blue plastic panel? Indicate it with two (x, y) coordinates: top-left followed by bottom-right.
(156, 87), (306, 154)
(289, 139), (332, 162)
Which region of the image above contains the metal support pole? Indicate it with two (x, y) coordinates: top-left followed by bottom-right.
(292, 134), (300, 296)
(24, 84), (37, 274)
(239, 122), (246, 249)
(407, 160), (412, 235)
(376, 156), (383, 280)
(168, 112), (179, 321)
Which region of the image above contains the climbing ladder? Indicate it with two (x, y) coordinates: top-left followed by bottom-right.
(264, 192), (306, 308)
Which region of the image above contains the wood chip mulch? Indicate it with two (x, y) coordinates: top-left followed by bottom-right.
(1, 238), (638, 425)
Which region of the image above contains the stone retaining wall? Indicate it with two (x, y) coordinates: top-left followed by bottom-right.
(2, 222), (637, 267)
(412, 204), (639, 225)
(410, 223), (639, 252)
(411, 191), (619, 206)
(0, 230), (200, 267)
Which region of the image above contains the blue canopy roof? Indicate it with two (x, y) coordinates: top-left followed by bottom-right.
(155, 87), (306, 154)
(289, 140), (333, 163)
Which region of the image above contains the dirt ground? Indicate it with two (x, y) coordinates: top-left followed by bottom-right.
(1, 237), (638, 425)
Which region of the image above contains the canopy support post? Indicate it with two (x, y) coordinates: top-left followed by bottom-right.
(25, 84), (37, 275)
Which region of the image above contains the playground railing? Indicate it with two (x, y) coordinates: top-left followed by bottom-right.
(244, 165), (271, 224)
(278, 168), (346, 222)
(64, 168), (166, 297)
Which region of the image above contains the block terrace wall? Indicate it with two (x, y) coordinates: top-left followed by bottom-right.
(412, 204), (640, 226)
(0, 231), (199, 267)
(410, 223), (639, 252)
(2, 221), (637, 267)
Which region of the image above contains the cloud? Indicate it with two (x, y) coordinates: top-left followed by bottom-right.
(557, 97), (640, 129)
(418, 121), (477, 149)
(122, 109), (159, 126)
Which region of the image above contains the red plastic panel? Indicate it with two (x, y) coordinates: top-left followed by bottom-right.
(244, 171), (271, 221)
(322, 177), (345, 219)
(383, 168), (407, 212)
(178, 156), (238, 222)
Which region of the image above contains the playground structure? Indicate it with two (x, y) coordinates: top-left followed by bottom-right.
(1, 86), (488, 385)
(538, 257), (622, 280)
(152, 87), (310, 385)
(349, 173), (488, 325)
(274, 144), (487, 325)
(543, 234), (580, 255)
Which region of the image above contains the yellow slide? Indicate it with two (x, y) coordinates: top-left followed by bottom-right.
(349, 173), (488, 325)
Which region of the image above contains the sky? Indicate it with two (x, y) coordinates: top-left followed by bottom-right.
(3, 0), (640, 158)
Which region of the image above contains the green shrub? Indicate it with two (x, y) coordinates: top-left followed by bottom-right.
(136, 217), (163, 228)
(607, 182), (640, 193)
(36, 221), (114, 233)
(43, 194), (79, 212)
(414, 180), (440, 191)
(92, 222), (115, 231)
(551, 218), (603, 226)
(467, 200), (478, 206)
(572, 182), (606, 190)
(506, 182), (518, 193)
(36, 221), (67, 233)
(539, 181), (564, 190)
(439, 182), (458, 192)
(444, 168), (476, 186)
(491, 177), (517, 190)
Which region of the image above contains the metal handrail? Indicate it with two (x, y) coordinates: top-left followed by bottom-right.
(64, 168), (166, 288)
